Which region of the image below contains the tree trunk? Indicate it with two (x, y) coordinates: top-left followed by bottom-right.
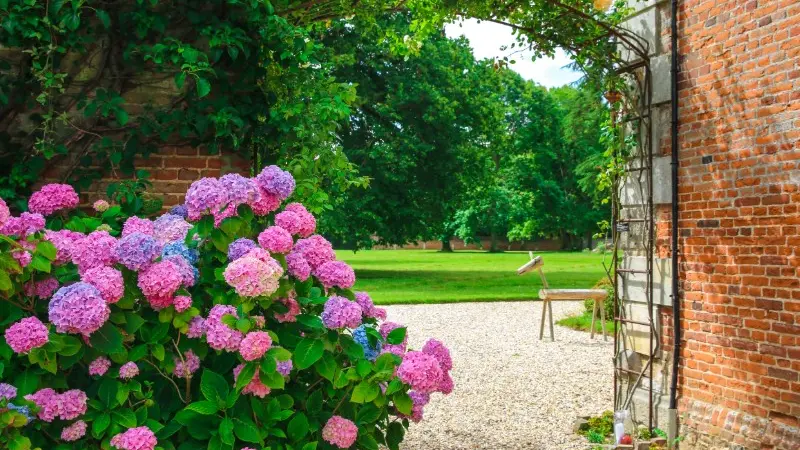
(489, 231), (500, 253)
(560, 230), (571, 250)
(440, 238), (454, 253)
(586, 231), (593, 250)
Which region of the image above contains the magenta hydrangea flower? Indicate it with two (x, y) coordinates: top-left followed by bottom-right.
(294, 235), (335, 270)
(163, 255), (196, 288)
(220, 173), (259, 205)
(255, 165), (295, 200)
(380, 322), (407, 357)
(205, 305), (243, 352)
(213, 203), (238, 228)
(185, 177), (227, 220)
(274, 295), (300, 323)
(110, 426), (158, 450)
(153, 214), (192, 243)
(138, 260), (184, 309)
(223, 256), (280, 298)
(48, 283), (110, 336)
(252, 315), (266, 328)
(438, 370), (454, 394)
(12, 250), (31, 267)
(5, 316), (49, 354)
(115, 232), (160, 271)
(24, 277), (60, 299)
(228, 238), (257, 261)
(396, 351), (443, 394)
(186, 316), (206, 338)
(173, 350), (200, 378)
(258, 226), (293, 254)
(0, 197), (9, 230)
(93, 199), (110, 212)
(421, 338), (453, 372)
(60, 389), (88, 420)
(286, 251), (311, 280)
(322, 296), (362, 330)
(233, 364), (271, 397)
(406, 391), (431, 422)
(121, 216), (154, 237)
(277, 360), (293, 376)
(1, 212), (46, 237)
(119, 362), (139, 380)
(315, 261), (356, 289)
(61, 420), (87, 441)
(322, 416), (358, 449)
(274, 210), (304, 235)
(72, 230), (117, 273)
(173, 295), (192, 312)
(239, 331), (272, 361)
(82, 266), (124, 304)
(0, 383), (17, 401)
(27, 183), (79, 216)
(89, 357), (112, 376)
(284, 203), (316, 237)
(354, 292), (384, 320)
(45, 229), (84, 264)
(250, 186), (282, 216)
(25, 388), (61, 422)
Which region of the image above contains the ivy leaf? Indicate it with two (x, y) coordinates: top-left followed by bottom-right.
(287, 412), (309, 441)
(63, 12), (80, 31)
(293, 338), (324, 370)
(95, 9), (111, 29)
(115, 109), (129, 126)
(196, 78), (212, 98)
(175, 72), (187, 89)
(185, 401), (219, 415)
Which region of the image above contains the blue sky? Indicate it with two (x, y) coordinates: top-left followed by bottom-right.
(444, 19), (584, 89)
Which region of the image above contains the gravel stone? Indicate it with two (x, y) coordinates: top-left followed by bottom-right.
(384, 301), (612, 450)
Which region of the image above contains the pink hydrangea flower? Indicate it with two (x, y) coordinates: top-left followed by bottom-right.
(252, 315), (266, 328)
(72, 230), (117, 274)
(0, 383), (17, 401)
(239, 331), (272, 361)
(153, 214), (192, 243)
(173, 295), (192, 312)
(81, 266), (124, 304)
(314, 261), (356, 289)
(422, 338), (452, 372)
(274, 210), (304, 235)
(233, 364), (270, 397)
(396, 351), (443, 394)
(48, 283), (110, 336)
(223, 256), (280, 298)
(322, 296), (362, 330)
(45, 229), (84, 264)
(250, 186), (282, 216)
(322, 416), (358, 449)
(258, 226), (293, 254)
(438, 370), (454, 394)
(93, 199), (110, 212)
(60, 389), (88, 420)
(121, 216), (154, 237)
(119, 362), (139, 380)
(4, 316), (49, 354)
(0, 213), (45, 237)
(138, 260), (184, 309)
(354, 292), (386, 320)
(25, 388), (61, 422)
(0, 197), (9, 230)
(163, 255), (196, 288)
(24, 277), (60, 299)
(293, 235), (335, 270)
(28, 183), (79, 216)
(220, 173), (259, 205)
(274, 295), (300, 323)
(205, 305), (243, 352)
(185, 178), (227, 220)
(89, 357), (112, 376)
(284, 203), (316, 237)
(12, 250), (31, 267)
(115, 232), (161, 271)
(286, 251), (311, 280)
(61, 420), (87, 441)
(186, 316), (206, 339)
(406, 391), (430, 422)
(173, 350), (200, 378)
(110, 426), (158, 450)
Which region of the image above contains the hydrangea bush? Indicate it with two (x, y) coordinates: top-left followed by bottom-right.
(0, 168), (453, 450)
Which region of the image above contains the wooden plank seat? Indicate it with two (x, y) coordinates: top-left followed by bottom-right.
(518, 253), (608, 341)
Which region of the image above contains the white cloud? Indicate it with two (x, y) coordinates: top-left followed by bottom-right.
(444, 19), (584, 89)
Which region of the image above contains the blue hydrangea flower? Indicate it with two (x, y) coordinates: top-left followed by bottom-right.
(169, 204), (188, 218)
(162, 241), (199, 265)
(353, 325), (382, 361)
(114, 232), (160, 271)
(8, 404), (34, 423)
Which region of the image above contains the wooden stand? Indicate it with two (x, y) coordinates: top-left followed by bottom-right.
(518, 252), (608, 341)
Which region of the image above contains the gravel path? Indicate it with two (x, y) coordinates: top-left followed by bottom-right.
(385, 301), (613, 450)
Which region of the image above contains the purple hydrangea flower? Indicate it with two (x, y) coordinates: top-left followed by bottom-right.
(115, 232), (161, 271)
(48, 283), (110, 336)
(255, 165), (295, 200)
(228, 238), (257, 261)
(322, 296), (362, 330)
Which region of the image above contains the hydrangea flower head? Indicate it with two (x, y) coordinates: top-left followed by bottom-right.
(233, 365), (271, 397)
(59, 389), (88, 420)
(5, 316), (49, 354)
(379, 322), (407, 357)
(205, 305), (243, 351)
(228, 238), (257, 261)
(186, 316), (206, 339)
(294, 235), (335, 270)
(286, 251), (311, 280)
(353, 325), (382, 361)
(173, 295), (192, 312)
(322, 296), (362, 330)
(89, 357), (112, 376)
(12, 250), (31, 267)
(93, 199), (110, 212)
(322, 416), (358, 449)
(161, 240), (198, 265)
(122, 216), (154, 237)
(72, 230), (117, 273)
(110, 426), (158, 450)
(185, 178), (227, 220)
(223, 256), (280, 298)
(1, 212), (46, 236)
(173, 350), (200, 378)
(274, 295), (300, 323)
(315, 261), (356, 289)
(406, 391), (430, 422)
(119, 362), (139, 380)
(49, 283), (110, 336)
(28, 183), (79, 216)
(284, 203), (316, 237)
(274, 210), (303, 235)
(24, 388), (60, 422)
(422, 338), (453, 372)
(24, 277), (60, 299)
(0, 383), (17, 401)
(258, 226), (293, 254)
(277, 360), (293, 376)
(115, 232), (160, 271)
(396, 351), (443, 394)
(153, 214), (192, 243)
(354, 292), (385, 320)
(250, 187), (282, 216)
(163, 255), (197, 288)
(438, 370), (454, 394)
(0, 197), (8, 229)
(220, 173), (259, 205)
(45, 229), (84, 264)
(239, 331), (272, 361)
(138, 260), (184, 308)
(168, 204), (188, 218)
(61, 420), (87, 441)
(255, 165), (295, 200)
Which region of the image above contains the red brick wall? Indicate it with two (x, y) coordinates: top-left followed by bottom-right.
(669, 0), (800, 447)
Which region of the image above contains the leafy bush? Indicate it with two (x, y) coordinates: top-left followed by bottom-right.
(583, 278), (614, 320)
(579, 410), (614, 443)
(0, 168), (453, 450)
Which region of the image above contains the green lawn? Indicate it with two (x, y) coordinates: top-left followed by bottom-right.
(336, 250), (609, 305)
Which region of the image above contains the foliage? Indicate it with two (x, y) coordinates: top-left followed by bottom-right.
(555, 311), (615, 334)
(579, 410), (614, 441)
(0, 175), (452, 450)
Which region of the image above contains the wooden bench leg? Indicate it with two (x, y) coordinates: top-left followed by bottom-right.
(600, 298), (607, 341)
(548, 300), (555, 341)
(590, 299), (598, 340)
(539, 299), (548, 340)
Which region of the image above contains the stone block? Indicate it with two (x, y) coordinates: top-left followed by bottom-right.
(619, 156), (672, 205)
(618, 255), (673, 306)
(650, 54), (672, 105)
(618, 6), (659, 61)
